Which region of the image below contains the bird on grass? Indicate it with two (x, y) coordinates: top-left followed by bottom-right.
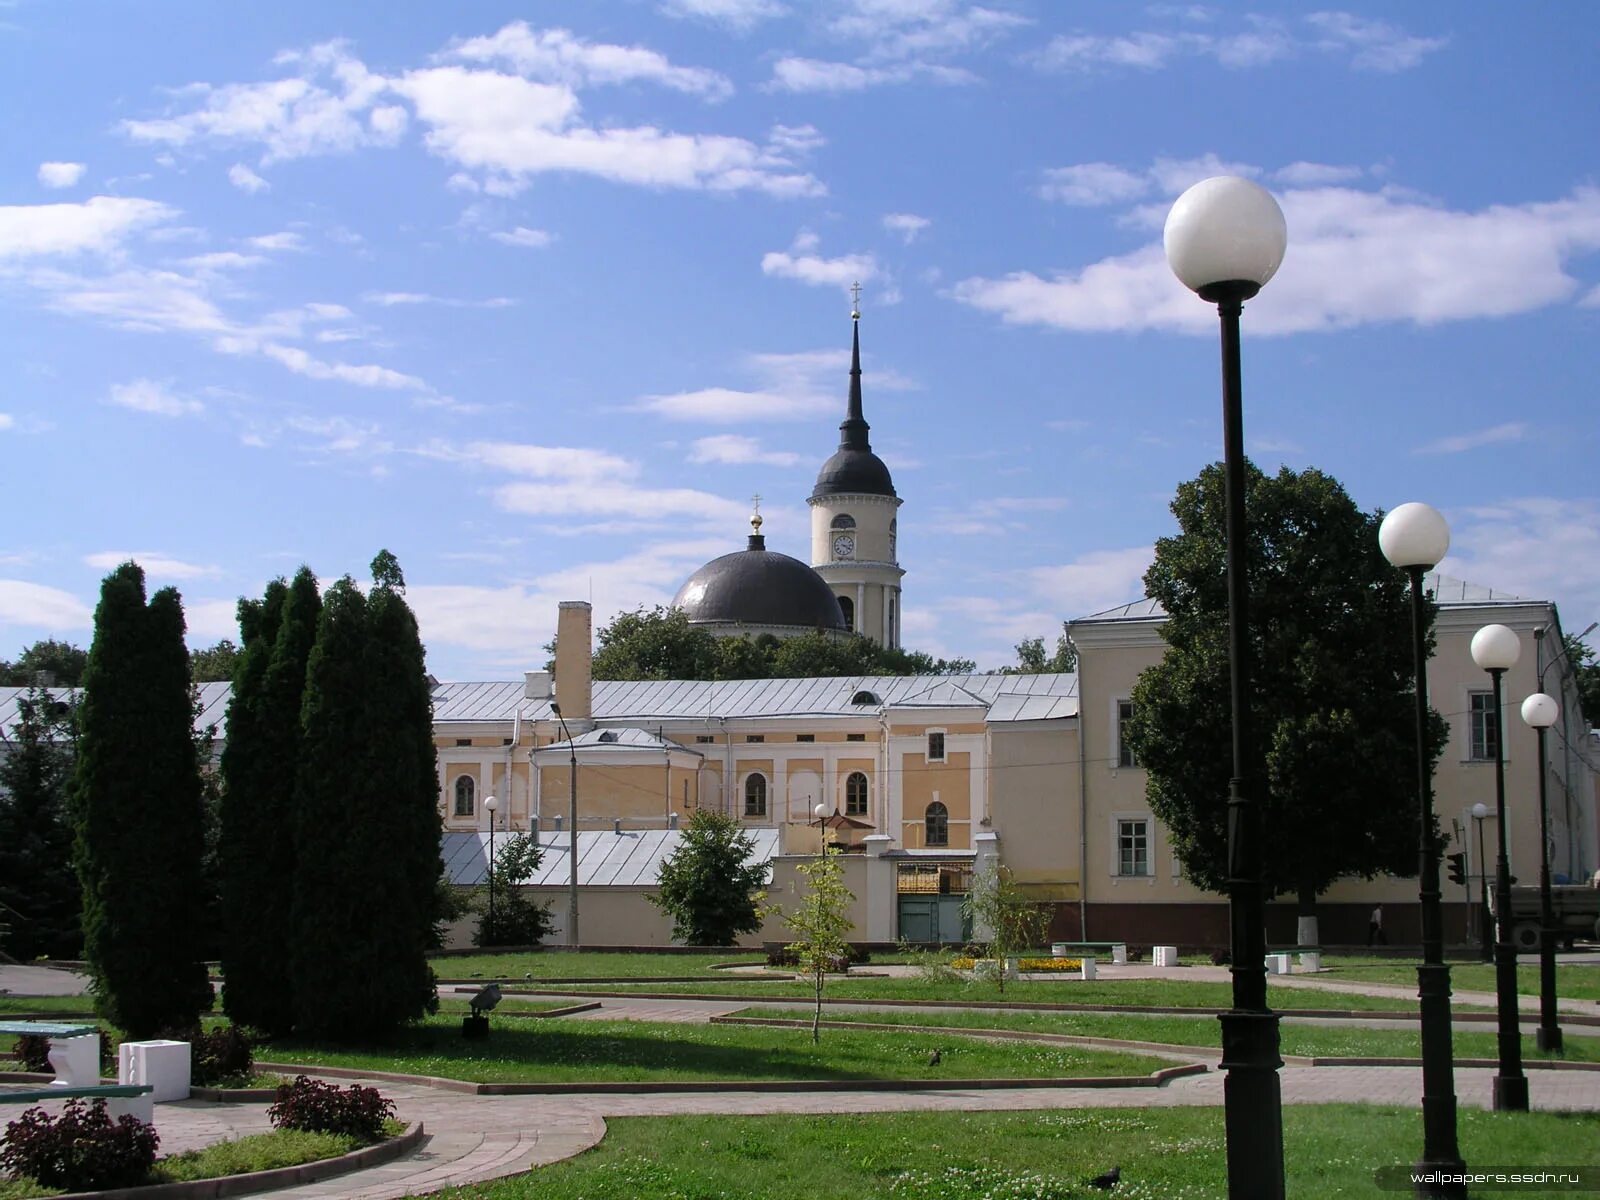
(469, 982), (502, 1016)
(1088, 1165), (1121, 1190)
(927, 1048), (941, 1067)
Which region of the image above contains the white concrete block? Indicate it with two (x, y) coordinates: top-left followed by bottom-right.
(106, 1093), (154, 1124)
(47, 1034), (99, 1088)
(1152, 945), (1179, 967)
(1298, 951), (1322, 972)
(1111, 943), (1128, 965)
(1051, 943), (1071, 958)
(118, 1039), (191, 1102)
(1080, 957), (1097, 981)
(1264, 953), (1291, 975)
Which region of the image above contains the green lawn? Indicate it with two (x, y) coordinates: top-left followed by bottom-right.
(429, 950), (768, 981)
(418, 1105), (1600, 1199)
(739, 1006), (1600, 1064)
(261, 1013), (1171, 1084)
(521, 975), (1472, 1012)
(1321, 958), (1600, 1001)
(0, 995), (96, 1017)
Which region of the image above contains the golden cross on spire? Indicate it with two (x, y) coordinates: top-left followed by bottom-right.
(850, 281), (862, 319)
(750, 493), (763, 532)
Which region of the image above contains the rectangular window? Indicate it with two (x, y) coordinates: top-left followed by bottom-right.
(796, 734), (815, 743)
(1117, 700), (1137, 769)
(1469, 691), (1499, 761)
(455, 738), (472, 747)
(696, 735), (714, 744)
(927, 731), (946, 762)
(745, 734), (765, 744)
(1117, 818), (1151, 877)
(847, 733), (866, 742)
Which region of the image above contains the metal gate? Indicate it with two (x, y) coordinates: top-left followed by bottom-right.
(896, 862), (972, 944)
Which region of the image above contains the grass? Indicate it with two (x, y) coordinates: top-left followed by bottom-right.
(429, 950), (768, 980)
(0, 1122), (406, 1199)
(415, 1105), (1600, 1199)
(1322, 957), (1600, 1001)
(523, 974), (1470, 1012)
(0, 996), (96, 1017)
(260, 1012), (1171, 1084)
(738, 1005), (1600, 1064)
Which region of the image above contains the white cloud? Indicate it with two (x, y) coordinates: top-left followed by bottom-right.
(83, 551), (220, 579)
(1446, 498), (1600, 637)
(882, 212), (930, 243)
(1028, 546), (1155, 619)
(106, 378), (203, 417)
(466, 442), (637, 480)
(1305, 11), (1448, 72)
(180, 250), (266, 272)
(768, 57), (976, 92)
(0, 580), (93, 630)
(1039, 163), (1150, 206)
(0, 196), (176, 260)
(495, 481), (742, 523)
(37, 162), (87, 189)
(247, 341), (425, 390)
(659, 0), (787, 30)
(183, 598), (244, 641)
(826, 1), (1029, 62)
(0, 414), (13, 431)
(952, 173), (1600, 335)
(635, 344), (886, 424)
(248, 231), (305, 252)
(361, 290), (516, 308)
(636, 386), (819, 422)
(762, 231), (879, 288)
(690, 434), (802, 467)
(1035, 31), (1187, 71)
(447, 22), (733, 101)
(1273, 161), (1365, 187)
(491, 225), (554, 248)
(228, 163), (270, 192)
(1415, 422), (1529, 456)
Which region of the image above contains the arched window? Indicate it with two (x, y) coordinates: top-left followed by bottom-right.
(744, 773), (768, 818)
(453, 775), (475, 818)
(845, 771), (869, 817)
(925, 801), (949, 847)
(830, 513), (856, 530)
(838, 595), (855, 632)
(889, 517), (897, 558)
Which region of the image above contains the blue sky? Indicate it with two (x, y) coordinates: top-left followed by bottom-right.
(1, 2), (1596, 678)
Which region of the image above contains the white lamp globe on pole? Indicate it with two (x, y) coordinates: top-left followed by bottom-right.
(1521, 690), (1564, 1051)
(483, 795), (499, 944)
(1471, 624), (1521, 672)
(1379, 503), (1450, 571)
(1520, 693), (1558, 729)
(1164, 176), (1288, 300)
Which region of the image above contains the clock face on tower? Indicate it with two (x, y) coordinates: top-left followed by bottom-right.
(832, 534), (855, 560)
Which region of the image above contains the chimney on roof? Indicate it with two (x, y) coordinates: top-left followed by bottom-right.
(553, 601), (593, 722)
(524, 670), (552, 700)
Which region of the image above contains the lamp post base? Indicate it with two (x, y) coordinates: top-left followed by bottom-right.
(1411, 1155), (1468, 1200)
(1219, 1009), (1285, 1200)
(1492, 1074), (1529, 1112)
(1536, 1027), (1564, 1052)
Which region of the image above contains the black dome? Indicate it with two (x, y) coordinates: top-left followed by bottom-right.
(673, 541), (846, 632)
(812, 447), (896, 499)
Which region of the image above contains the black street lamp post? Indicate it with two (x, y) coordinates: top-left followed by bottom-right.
(1164, 175), (1288, 1200)
(1519, 692), (1562, 1052)
(551, 702), (580, 947)
(1470, 623), (1529, 1112)
(483, 794), (500, 942)
(1472, 803), (1491, 963)
(1378, 502), (1466, 1197)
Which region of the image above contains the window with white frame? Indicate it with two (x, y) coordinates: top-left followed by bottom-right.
(1116, 699), (1138, 768)
(845, 771), (869, 816)
(925, 801), (949, 846)
(453, 775), (475, 818)
(1469, 691), (1499, 761)
(744, 773), (768, 818)
(1117, 817), (1151, 877)
(927, 730), (946, 762)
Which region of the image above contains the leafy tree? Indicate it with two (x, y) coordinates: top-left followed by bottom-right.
(1002, 634), (1076, 674)
(1564, 634), (1599, 729)
(960, 862), (1050, 994)
(290, 553), (440, 1039)
(0, 688), (81, 959)
(650, 809), (772, 946)
(475, 834), (555, 947)
(1, 640), (88, 687)
(1125, 464), (1447, 939)
(190, 639), (243, 683)
(784, 842), (855, 1043)
(71, 562), (212, 1037)
(592, 606), (975, 681)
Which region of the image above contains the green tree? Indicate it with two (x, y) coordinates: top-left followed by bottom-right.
(189, 639), (243, 683)
(1, 640), (88, 687)
(72, 562), (212, 1037)
(1125, 464), (1447, 940)
(650, 809), (772, 946)
(290, 553), (440, 1039)
(784, 842), (855, 1043)
(960, 862), (1050, 994)
(1003, 634), (1076, 674)
(593, 606), (721, 680)
(0, 688), (81, 959)
(475, 834), (555, 947)
(1564, 634), (1599, 729)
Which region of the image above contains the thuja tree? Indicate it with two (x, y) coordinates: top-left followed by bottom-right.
(652, 809), (771, 946)
(0, 687), (81, 959)
(960, 862), (1050, 994)
(1125, 463), (1448, 943)
(72, 562), (212, 1037)
(221, 568), (321, 1034)
(291, 553), (440, 1038)
(785, 842), (855, 1043)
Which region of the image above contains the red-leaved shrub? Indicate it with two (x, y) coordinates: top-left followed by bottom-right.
(0, 1098), (159, 1191)
(268, 1075), (394, 1142)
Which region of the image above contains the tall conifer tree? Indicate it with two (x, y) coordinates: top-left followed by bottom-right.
(0, 687), (81, 959)
(72, 563), (212, 1037)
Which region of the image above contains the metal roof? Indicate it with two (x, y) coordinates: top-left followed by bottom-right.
(442, 826), (781, 887)
(432, 680), (528, 723)
(536, 726), (703, 756)
(0, 681), (230, 740)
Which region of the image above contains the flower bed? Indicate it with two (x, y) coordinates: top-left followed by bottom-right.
(950, 957), (1082, 972)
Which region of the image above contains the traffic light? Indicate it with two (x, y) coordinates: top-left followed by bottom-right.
(1446, 852), (1467, 886)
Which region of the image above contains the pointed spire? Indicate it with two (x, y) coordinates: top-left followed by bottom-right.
(747, 496), (766, 551)
(839, 286), (870, 451)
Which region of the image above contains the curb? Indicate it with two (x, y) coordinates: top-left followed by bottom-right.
(1308, 1056), (1600, 1071)
(41, 1121), (425, 1200)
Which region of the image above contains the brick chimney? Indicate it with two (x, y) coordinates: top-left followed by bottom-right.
(552, 601), (593, 722)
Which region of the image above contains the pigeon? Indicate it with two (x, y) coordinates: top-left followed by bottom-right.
(927, 1048), (941, 1067)
(524, 972), (534, 981)
(1088, 1165), (1121, 1190)
(469, 982), (503, 1016)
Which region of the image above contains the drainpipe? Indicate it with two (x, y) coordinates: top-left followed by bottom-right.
(662, 723), (671, 826)
(1076, 669), (1089, 941)
(507, 707), (522, 830)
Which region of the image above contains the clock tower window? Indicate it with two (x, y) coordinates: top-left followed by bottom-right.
(838, 595), (855, 632)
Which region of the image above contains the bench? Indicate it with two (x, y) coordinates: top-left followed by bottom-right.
(0, 1082), (156, 1123)
(1269, 946), (1324, 972)
(1050, 941), (1128, 965)
(0, 1021), (101, 1088)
